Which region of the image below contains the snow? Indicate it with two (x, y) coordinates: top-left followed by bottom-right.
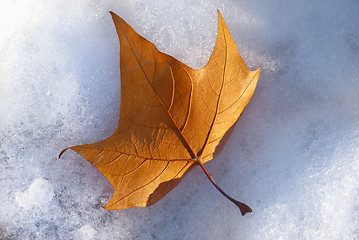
(1, 0), (358, 239)
(15, 178), (54, 210)
(77, 224), (97, 240)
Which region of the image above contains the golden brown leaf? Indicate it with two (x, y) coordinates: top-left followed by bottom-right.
(60, 10), (260, 215)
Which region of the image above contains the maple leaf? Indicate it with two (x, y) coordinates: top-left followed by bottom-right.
(60, 10), (260, 216)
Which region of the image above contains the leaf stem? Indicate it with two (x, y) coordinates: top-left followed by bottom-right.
(197, 160), (252, 216)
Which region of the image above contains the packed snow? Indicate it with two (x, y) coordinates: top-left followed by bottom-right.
(15, 178), (54, 210)
(1, 0), (358, 239)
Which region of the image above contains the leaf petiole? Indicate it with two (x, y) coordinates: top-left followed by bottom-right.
(197, 160), (252, 216)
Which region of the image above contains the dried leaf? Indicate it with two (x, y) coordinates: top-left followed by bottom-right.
(60, 10), (260, 215)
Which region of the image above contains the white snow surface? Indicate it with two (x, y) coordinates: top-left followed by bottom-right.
(1, 0), (359, 239)
(15, 178), (54, 210)
(77, 224), (97, 240)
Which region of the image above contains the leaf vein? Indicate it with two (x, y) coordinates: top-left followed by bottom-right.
(113, 161), (170, 205)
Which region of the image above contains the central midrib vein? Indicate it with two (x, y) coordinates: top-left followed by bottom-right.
(118, 20), (198, 161)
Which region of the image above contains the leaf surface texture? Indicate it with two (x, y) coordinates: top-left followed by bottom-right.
(61, 10), (260, 211)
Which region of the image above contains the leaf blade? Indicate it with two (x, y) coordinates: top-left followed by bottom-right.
(61, 10), (260, 212)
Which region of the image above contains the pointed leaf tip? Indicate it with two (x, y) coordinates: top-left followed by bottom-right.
(109, 11), (116, 18)
(256, 66), (260, 73)
(58, 148), (69, 159)
(217, 9), (224, 20)
(109, 11), (120, 21)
